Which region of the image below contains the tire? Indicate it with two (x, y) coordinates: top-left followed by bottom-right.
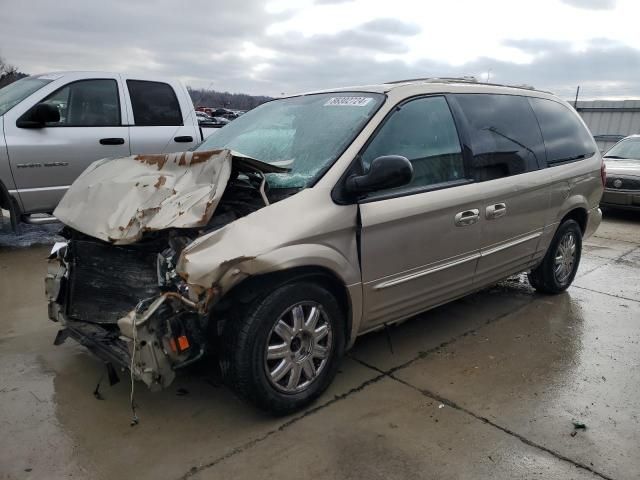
(220, 281), (345, 415)
(528, 219), (582, 294)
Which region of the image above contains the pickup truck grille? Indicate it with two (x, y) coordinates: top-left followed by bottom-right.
(67, 240), (160, 324)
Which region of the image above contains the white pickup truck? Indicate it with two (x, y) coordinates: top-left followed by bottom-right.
(0, 71), (214, 228)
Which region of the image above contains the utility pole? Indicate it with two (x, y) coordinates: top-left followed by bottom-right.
(574, 86), (580, 109)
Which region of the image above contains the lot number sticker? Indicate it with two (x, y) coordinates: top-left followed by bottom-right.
(324, 96), (372, 107)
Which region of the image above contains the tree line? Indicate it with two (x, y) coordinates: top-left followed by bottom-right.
(187, 87), (272, 111)
(0, 57), (27, 88)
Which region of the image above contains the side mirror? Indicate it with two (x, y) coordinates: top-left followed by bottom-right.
(346, 155), (413, 195)
(17, 103), (60, 128)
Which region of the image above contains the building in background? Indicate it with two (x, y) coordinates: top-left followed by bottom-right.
(574, 100), (640, 152)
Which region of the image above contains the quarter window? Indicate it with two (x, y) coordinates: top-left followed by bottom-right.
(361, 96), (465, 190)
(40, 79), (120, 127)
(127, 80), (183, 126)
(528, 97), (596, 165)
(454, 94), (544, 181)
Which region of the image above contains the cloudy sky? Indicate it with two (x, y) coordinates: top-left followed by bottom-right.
(1, 0), (639, 99)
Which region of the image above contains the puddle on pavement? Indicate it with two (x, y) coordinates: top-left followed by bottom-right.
(0, 216), (63, 248)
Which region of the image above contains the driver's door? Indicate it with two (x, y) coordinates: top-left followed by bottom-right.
(358, 96), (485, 329)
(4, 75), (130, 213)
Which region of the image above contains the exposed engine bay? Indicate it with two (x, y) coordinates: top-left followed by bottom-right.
(46, 149), (296, 390)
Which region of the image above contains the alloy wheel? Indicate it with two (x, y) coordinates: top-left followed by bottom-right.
(554, 231), (577, 284)
(264, 302), (333, 393)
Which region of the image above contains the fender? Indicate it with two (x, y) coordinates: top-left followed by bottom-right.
(212, 243), (364, 346)
(555, 194), (590, 226)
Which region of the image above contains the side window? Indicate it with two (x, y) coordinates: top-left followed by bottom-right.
(127, 80), (183, 126)
(361, 96), (465, 190)
(528, 97), (596, 165)
(454, 94), (544, 182)
(40, 79), (120, 127)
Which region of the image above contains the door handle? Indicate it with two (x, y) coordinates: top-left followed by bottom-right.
(486, 203), (507, 219)
(174, 135), (194, 143)
(454, 209), (480, 226)
(99, 137), (125, 145)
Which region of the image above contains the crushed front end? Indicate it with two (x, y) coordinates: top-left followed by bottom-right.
(45, 149), (290, 390)
(46, 231), (210, 390)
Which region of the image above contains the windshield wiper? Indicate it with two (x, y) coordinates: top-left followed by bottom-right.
(603, 155), (630, 159)
(548, 153), (592, 164)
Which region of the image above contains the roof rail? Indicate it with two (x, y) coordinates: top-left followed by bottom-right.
(385, 77), (546, 93)
(385, 76), (479, 85)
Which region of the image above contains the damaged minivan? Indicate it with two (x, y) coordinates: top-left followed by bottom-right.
(46, 79), (603, 413)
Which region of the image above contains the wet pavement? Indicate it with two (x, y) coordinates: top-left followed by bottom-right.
(0, 210), (638, 480)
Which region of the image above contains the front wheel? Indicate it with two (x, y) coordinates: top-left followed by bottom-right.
(528, 219), (582, 294)
(220, 281), (345, 414)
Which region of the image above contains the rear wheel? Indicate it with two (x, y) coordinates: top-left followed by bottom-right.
(528, 219), (582, 294)
(220, 281), (345, 414)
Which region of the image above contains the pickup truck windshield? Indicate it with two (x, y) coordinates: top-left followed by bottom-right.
(0, 76), (53, 116)
(196, 92), (384, 187)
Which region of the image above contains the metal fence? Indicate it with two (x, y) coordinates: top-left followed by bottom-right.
(574, 100), (640, 152)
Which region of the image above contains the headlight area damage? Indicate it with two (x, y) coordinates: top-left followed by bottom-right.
(45, 149), (290, 390)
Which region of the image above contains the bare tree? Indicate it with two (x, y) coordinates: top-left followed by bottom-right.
(0, 56), (26, 88)
(0, 55), (16, 76)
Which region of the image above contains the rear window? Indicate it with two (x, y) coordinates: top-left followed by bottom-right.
(126, 80), (183, 126)
(454, 94), (544, 181)
(528, 97), (596, 165)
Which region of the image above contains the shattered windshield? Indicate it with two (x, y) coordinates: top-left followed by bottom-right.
(196, 92), (384, 188)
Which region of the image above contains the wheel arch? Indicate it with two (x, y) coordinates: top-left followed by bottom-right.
(213, 265), (356, 347)
(559, 206), (588, 234)
(0, 179), (21, 231)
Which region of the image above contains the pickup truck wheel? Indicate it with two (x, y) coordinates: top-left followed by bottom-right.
(528, 219), (582, 294)
(220, 281), (345, 415)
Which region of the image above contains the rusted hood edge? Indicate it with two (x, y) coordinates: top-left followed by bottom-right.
(54, 149), (286, 245)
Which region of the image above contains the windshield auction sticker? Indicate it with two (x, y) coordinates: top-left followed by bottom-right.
(324, 96), (373, 107)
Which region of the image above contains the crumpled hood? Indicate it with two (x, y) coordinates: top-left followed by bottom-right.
(54, 149), (283, 244)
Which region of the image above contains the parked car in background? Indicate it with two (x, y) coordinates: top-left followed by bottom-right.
(211, 107), (239, 120)
(601, 134), (640, 210)
(47, 78), (603, 414)
(195, 106), (215, 116)
(196, 111), (229, 128)
(197, 107), (240, 120)
(0, 71), (212, 229)
(196, 110), (212, 122)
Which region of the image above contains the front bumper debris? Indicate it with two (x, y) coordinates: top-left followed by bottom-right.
(46, 241), (209, 391)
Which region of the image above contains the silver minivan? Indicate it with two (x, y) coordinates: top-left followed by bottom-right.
(46, 78), (604, 414)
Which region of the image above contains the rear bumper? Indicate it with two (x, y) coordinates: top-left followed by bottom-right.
(601, 189), (640, 211)
(584, 206), (602, 240)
